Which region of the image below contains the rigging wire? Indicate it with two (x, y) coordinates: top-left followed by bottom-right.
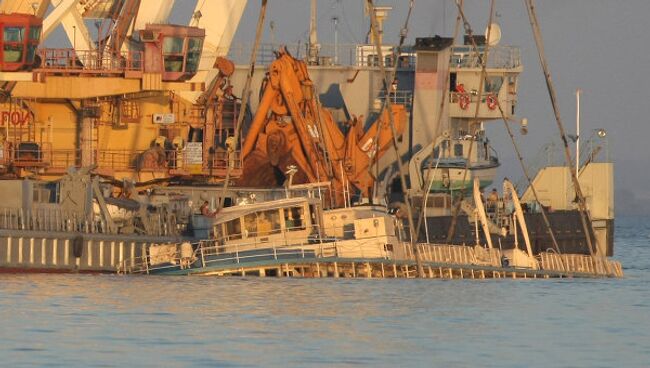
(446, 0), (495, 243)
(365, 0), (425, 277)
(339, 0), (360, 44)
(415, 0), (464, 242)
(441, 0), (562, 255)
(217, 0), (268, 211)
(523, 0), (598, 256)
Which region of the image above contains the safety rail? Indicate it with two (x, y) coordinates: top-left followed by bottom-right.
(539, 252), (623, 278)
(0, 206), (108, 233)
(450, 45), (521, 69)
(118, 236), (405, 275)
(449, 91), (516, 108)
(117, 220), (508, 275)
(416, 243), (503, 267)
(11, 146), (76, 169)
(99, 148), (242, 172)
(36, 48), (143, 74)
(0, 203), (178, 236)
(222, 43), (417, 68)
(0, 144), (242, 175)
(375, 90), (413, 109)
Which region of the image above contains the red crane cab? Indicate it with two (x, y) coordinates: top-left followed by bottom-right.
(0, 13), (42, 72)
(139, 24), (205, 82)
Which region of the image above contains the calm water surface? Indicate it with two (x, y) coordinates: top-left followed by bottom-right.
(1, 216), (649, 367)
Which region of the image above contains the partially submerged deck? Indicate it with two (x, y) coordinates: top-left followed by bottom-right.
(119, 242), (624, 279)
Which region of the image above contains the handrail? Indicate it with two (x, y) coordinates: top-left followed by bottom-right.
(37, 48), (144, 74)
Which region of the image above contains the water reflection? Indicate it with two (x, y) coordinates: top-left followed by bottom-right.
(0, 218), (649, 367)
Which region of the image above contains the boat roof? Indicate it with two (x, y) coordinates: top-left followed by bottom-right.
(214, 197), (319, 225)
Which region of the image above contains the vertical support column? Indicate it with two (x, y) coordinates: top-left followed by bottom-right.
(18, 237), (24, 264)
(87, 240), (93, 267)
(64, 239), (70, 265)
(52, 239), (58, 265)
(119, 241), (124, 264)
(80, 101), (95, 167)
(99, 241), (104, 268)
(29, 238), (34, 264)
(41, 239), (46, 265)
(6, 236), (11, 263)
(110, 241), (115, 267)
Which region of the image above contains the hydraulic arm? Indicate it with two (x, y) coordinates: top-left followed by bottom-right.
(240, 48), (406, 207)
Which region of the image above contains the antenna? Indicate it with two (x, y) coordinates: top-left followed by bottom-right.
(485, 23), (502, 46)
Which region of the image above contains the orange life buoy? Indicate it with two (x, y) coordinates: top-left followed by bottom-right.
(486, 94), (498, 110)
(459, 94), (470, 110)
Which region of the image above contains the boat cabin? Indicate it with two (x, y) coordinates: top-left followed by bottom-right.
(0, 13), (42, 71)
(213, 197), (323, 249)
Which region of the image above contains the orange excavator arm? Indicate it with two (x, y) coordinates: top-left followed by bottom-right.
(240, 48), (405, 207)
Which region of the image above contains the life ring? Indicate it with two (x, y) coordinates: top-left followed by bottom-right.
(486, 94), (498, 110)
(458, 94), (470, 110)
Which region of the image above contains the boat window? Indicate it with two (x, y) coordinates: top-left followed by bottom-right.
(484, 76), (503, 93)
(224, 218), (242, 240)
(185, 37), (203, 73)
(284, 206), (305, 231)
(4, 27), (24, 42)
(243, 213), (257, 237)
(188, 127), (203, 142)
(163, 37), (184, 54)
(163, 37), (185, 72)
(4, 44), (23, 63)
(454, 143), (463, 157)
(29, 26), (41, 41)
(257, 209), (281, 236)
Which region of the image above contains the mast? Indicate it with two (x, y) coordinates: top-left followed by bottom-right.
(308, 0), (319, 64)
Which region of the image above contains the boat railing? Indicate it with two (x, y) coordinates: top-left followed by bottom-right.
(36, 48), (144, 75)
(539, 252), (623, 278)
(98, 148), (241, 173)
(0, 143), (243, 176)
(450, 45), (521, 69)
(0, 201), (177, 236)
(222, 43), (416, 68)
(0, 205), (110, 233)
(374, 89), (413, 110)
(514, 131), (609, 193)
(449, 90), (517, 108)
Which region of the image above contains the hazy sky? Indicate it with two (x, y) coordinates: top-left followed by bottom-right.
(51, 0), (650, 214)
